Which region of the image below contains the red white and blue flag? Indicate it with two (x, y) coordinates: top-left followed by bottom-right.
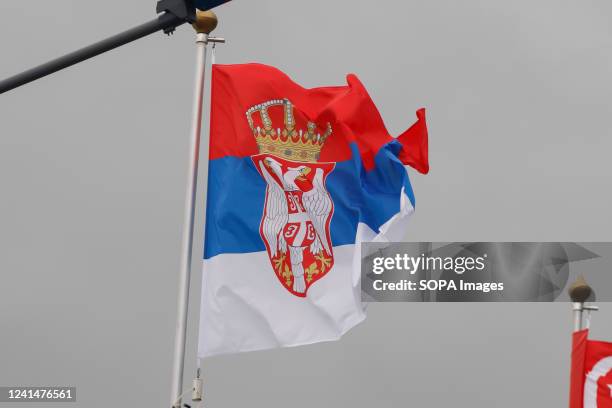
(198, 64), (428, 357)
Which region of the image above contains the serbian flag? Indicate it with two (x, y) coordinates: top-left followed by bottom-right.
(197, 63), (428, 358)
(570, 329), (612, 407)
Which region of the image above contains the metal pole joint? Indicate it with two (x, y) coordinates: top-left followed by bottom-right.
(156, 0), (197, 34)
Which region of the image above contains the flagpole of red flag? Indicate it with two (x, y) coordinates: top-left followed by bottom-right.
(569, 277), (596, 332)
(171, 10), (224, 408)
(568, 277), (599, 408)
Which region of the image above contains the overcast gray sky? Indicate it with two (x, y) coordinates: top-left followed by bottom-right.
(1, 1), (612, 407)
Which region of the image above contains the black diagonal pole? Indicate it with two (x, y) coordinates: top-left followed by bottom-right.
(0, 13), (183, 94)
(0, 0), (230, 95)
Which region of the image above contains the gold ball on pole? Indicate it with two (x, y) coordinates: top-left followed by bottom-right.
(568, 275), (592, 303)
(193, 10), (218, 34)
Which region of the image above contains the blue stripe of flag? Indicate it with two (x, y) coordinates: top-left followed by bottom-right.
(203, 141), (415, 259)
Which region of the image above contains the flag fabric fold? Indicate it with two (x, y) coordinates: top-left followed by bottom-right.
(397, 108), (429, 174)
(198, 63), (428, 358)
(569, 329), (612, 408)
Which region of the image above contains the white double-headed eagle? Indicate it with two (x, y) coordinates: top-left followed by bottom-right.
(259, 157), (333, 259)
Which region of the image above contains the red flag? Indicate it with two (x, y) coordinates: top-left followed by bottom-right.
(571, 330), (589, 408)
(570, 330), (612, 408)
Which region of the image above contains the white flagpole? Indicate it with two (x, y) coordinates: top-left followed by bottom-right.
(171, 10), (219, 408)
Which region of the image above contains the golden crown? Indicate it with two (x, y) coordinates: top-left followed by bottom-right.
(246, 99), (332, 163)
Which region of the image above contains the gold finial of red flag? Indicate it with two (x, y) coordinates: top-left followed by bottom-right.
(569, 275), (592, 303)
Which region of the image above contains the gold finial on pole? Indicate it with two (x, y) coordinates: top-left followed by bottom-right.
(568, 275), (592, 303)
(569, 276), (595, 332)
(193, 10), (218, 34)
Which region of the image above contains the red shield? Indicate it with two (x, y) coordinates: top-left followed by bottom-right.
(252, 153), (335, 297)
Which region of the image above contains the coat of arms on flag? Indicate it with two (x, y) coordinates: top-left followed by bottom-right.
(198, 63), (428, 358)
(249, 99), (335, 296)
